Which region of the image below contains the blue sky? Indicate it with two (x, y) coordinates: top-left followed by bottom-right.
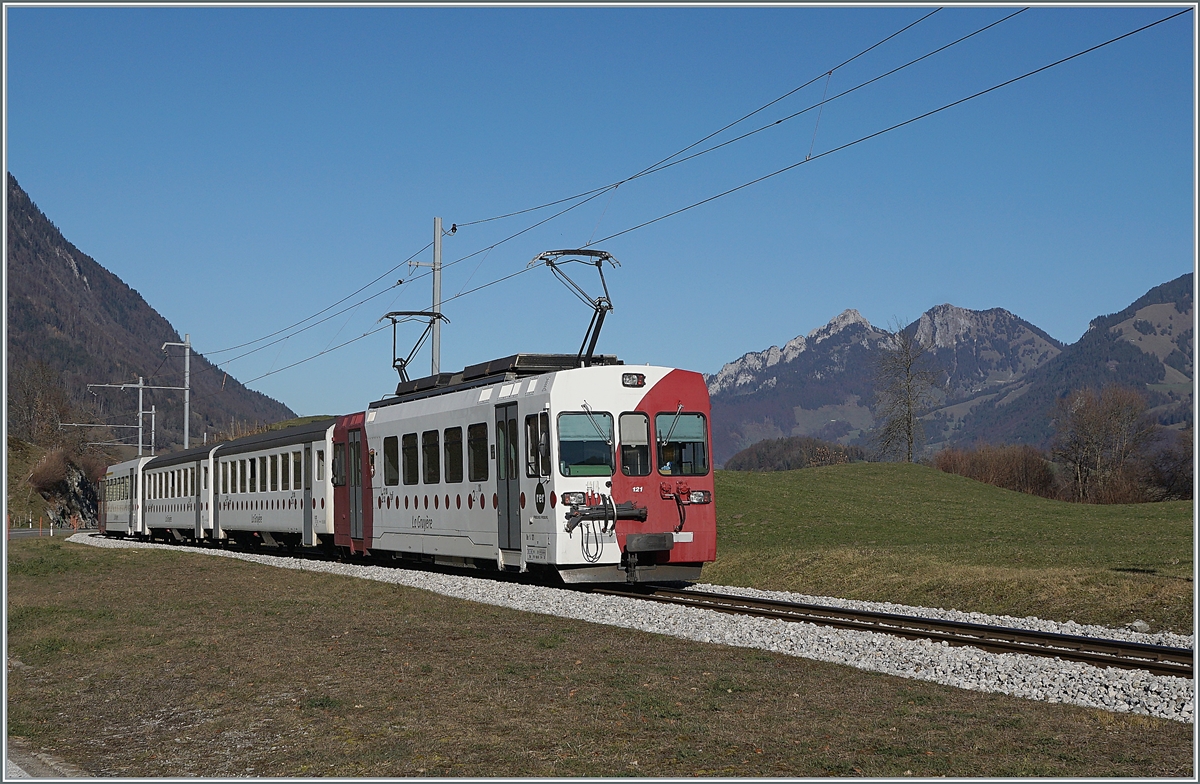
(5, 5), (1195, 418)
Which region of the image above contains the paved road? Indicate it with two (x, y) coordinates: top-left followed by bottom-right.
(7, 527), (91, 539)
(4, 742), (86, 778)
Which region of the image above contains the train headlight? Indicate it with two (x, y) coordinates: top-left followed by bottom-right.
(688, 490), (711, 504)
(622, 373), (646, 388)
(561, 492), (587, 506)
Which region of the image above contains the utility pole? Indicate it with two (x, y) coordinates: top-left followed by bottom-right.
(432, 218), (442, 375)
(138, 376), (144, 453)
(409, 219), (454, 376)
(88, 374), (186, 454)
(162, 334), (191, 449)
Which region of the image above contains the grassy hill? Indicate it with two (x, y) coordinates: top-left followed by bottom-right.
(707, 463), (1193, 632)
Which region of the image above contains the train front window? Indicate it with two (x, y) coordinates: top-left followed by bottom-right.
(557, 412), (614, 477)
(619, 413), (651, 477)
(655, 412), (709, 476)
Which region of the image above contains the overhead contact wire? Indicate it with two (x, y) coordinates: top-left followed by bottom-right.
(196, 8), (950, 379)
(591, 8), (1191, 247)
(454, 8), (942, 230)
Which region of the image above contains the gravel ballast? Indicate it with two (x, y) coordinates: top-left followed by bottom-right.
(68, 533), (1195, 723)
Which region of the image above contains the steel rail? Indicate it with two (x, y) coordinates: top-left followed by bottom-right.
(593, 586), (1193, 679)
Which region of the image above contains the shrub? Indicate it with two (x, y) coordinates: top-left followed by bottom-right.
(932, 444), (1057, 498)
(725, 436), (866, 472)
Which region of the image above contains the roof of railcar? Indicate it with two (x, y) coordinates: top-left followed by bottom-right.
(369, 353), (622, 410)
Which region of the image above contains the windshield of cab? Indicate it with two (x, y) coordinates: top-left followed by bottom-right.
(558, 412), (614, 477)
(656, 412), (709, 476)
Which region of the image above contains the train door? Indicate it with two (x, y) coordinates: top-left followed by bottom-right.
(348, 429), (364, 540)
(303, 444), (314, 546)
(129, 465), (137, 533)
(495, 403), (520, 550)
(128, 467), (137, 533)
(194, 462), (203, 539)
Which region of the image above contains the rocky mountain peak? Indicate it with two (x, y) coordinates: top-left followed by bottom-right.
(807, 308), (874, 344)
(912, 304), (1000, 349)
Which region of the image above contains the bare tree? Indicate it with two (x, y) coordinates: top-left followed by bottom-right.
(8, 360), (74, 445)
(1052, 386), (1157, 503)
(873, 322), (942, 462)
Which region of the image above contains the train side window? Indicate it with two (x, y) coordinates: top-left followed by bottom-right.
(539, 412), (551, 476)
(383, 436), (400, 486)
(619, 413), (651, 477)
(317, 450), (325, 482)
(402, 433), (418, 485)
(190, 467), (196, 496)
(260, 457), (268, 493)
(281, 454), (290, 491)
(467, 423), (488, 482)
(656, 412), (710, 476)
(557, 412), (614, 477)
(293, 452), (302, 488)
(525, 414), (551, 478)
(444, 427), (463, 483)
(222, 462), (229, 494)
(249, 458), (258, 493)
(332, 443), (346, 487)
(270, 455), (279, 492)
(525, 415), (539, 478)
(239, 460), (248, 493)
(203, 466), (209, 491)
(422, 430), (440, 484)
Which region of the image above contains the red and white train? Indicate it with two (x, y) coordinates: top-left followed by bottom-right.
(100, 353), (717, 583)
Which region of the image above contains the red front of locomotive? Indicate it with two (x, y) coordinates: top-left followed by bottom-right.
(607, 368), (717, 572)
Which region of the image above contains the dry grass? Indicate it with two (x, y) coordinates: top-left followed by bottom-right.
(6, 537), (1194, 777)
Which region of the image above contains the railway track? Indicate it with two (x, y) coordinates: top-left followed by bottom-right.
(93, 534), (1193, 679)
(593, 586), (1194, 679)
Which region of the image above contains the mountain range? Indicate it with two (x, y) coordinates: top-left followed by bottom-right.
(7, 171), (1191, 466)
(707, 275), (1193, 466)
(6, 173), (295, 452)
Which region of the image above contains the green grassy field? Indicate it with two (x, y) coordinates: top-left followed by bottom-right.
(705, 463), (1194, 632)
(6, 538), (1192, 777)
